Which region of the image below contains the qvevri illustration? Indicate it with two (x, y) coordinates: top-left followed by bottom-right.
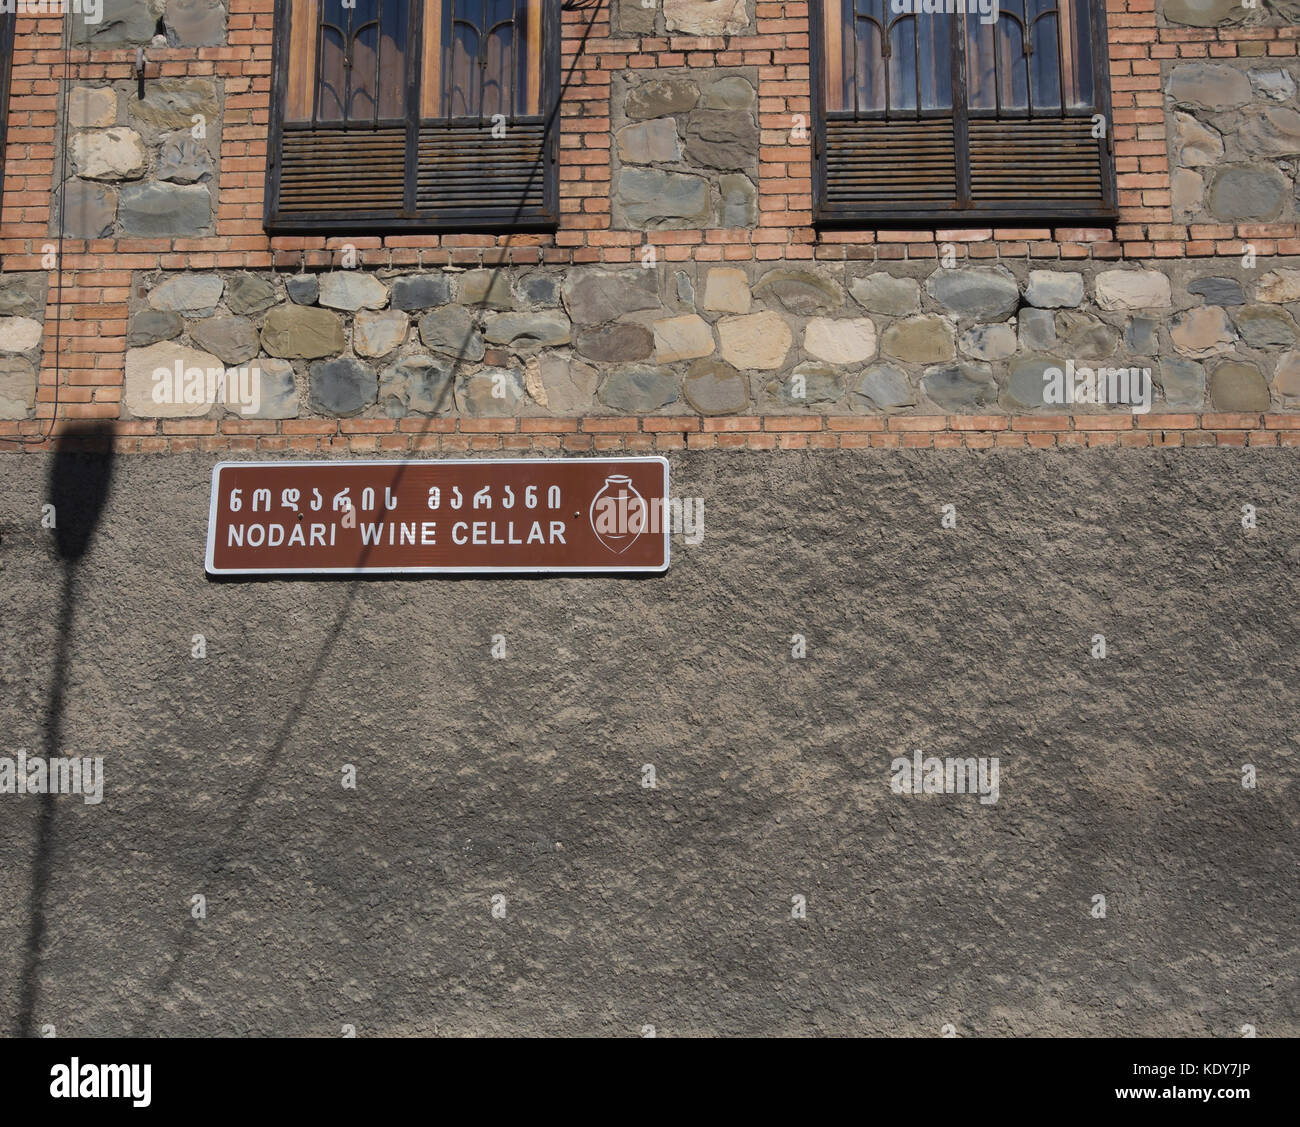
(589, 474), (648, 555)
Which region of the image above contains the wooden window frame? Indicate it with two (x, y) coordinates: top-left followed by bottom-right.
(810, 0), (1119, 229)
(264, 0), (561, 235)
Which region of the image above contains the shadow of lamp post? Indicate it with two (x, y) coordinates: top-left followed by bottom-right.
(15, 424), (115, 1037)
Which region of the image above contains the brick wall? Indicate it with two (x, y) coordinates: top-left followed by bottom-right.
(1, 0), (1298, 451)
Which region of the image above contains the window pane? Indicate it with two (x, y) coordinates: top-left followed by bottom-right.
(313, 0), (407, 124)
(284, 0), (316, 122)
(1029, 3), (1061, 113)
(482, 0), (517, 118)
(316, 15), (347, 121)
(995, 1), (1029, 113)
(917, 12), (952, 111)
(0, 15), (10, 187)
(446, 0), (533, 119)
(350, 10), (380, 121)
(524, 0), (542, 115)
(852, 0), (885, 113)
(889, 17), (917, 113)
(448, 3), (481, 117)
(422, 0), (444, 117)
(1063, 0), (1094, 110)
(823, 0), (847, 112)
(379, 1), (408, 118)
(965, 16), (996, 111)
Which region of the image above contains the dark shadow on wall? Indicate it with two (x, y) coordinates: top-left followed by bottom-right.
(14, 422), (116, 1037)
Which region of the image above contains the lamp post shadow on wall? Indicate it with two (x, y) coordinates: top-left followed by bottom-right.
(14, 423), (115, 1037)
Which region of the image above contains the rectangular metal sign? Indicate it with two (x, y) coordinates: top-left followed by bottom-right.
(205, 458), (670, 576)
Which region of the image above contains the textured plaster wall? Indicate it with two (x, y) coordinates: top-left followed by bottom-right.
(0, 449), (1296, 1036)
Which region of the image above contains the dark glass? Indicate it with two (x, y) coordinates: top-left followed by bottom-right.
(1029, 7), (1062, 114)
(845, 2), (952, 115)
(918, 11), (953, 111)
(449, 0), (528, 119)
(965, 14), (997, 111)
(1067, 0), (1095, 110)
(995, 0), (1030, 113)
(853, 6), (886, 113)
(315, 0), (407, 124)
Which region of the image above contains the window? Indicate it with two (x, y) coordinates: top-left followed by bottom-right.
(265, 0), (557, 233)
(812, 0), (1117, 227)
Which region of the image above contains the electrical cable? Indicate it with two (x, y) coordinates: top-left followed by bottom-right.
(10, 8), (68, 445)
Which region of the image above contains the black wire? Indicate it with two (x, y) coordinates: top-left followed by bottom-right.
(12, 12), (67, 445)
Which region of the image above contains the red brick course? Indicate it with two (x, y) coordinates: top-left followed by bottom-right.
(4, 413), (1297, 454)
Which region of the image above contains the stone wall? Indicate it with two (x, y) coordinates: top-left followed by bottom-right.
(611, 70), (760, 231)
(62, 76), (221, 240)
(615, 0), (755, 38)
(1160, 0), (1298, 27)
(117, 258), (1300, 426)
(71, 0), (226, 47)
(0, 273), (47, 419)
(64, 1), (225, 240)
(1168, 60), (1299, 225)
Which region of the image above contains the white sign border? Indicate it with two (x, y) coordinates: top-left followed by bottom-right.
(205, 457), (672, 577)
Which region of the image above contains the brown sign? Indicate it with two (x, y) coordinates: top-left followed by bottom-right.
(206, 458), (670, 576)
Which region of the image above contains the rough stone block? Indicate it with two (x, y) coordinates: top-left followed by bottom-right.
(598, 366), (680, 411)
(261, 306), (346, 360)
(717, 311), (791, 370)
(70, 129), (147, 181)
(149, 274), (223, 316)
(119, 182), (211, 236)
(309, 357), (377, 417)
(1210, 360), (1269, 411)
(683, 358), (749, 415)
(653, 314), (714, 362)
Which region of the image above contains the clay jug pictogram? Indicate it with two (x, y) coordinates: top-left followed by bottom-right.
(589, 474), (647, 554)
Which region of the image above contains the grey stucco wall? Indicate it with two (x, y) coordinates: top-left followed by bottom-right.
(1, 448), (1297, 1036)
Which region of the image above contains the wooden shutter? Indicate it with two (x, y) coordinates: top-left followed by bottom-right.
(276, 127), (409, 216)
(823, 119), (957, 216)
(968, 118), (1105, 206)
(813, 0), (1116, 227)
(417, 121), (549, 224)
(265, 0), (557, 234)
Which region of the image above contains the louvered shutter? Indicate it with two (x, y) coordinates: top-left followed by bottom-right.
(968, 118), (1106, 208)
(815, 1), (1116, 227)
(265, 0), (556, 233)
(822, 119), (958, 217)
(417, 121), (549, 224)
(276, 127), (409, 217)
